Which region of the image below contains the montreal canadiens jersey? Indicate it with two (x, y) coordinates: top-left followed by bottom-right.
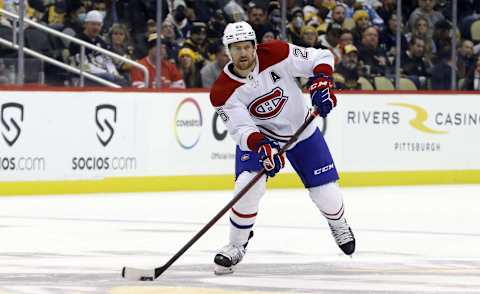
(210, 40), (334, 151)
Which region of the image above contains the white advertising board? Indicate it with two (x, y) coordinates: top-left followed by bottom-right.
(0, 90), (479, 183)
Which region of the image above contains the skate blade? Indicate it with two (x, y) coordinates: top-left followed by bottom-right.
(214, 265), (234, 275)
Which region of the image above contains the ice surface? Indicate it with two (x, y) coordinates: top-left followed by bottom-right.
(0, 185), (479, 293)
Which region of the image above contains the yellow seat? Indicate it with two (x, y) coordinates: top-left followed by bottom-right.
(374, 76), (395, 90)
(357, 76), (374, 90)
(470, 19), (480, 42)
(399, 78), (417, 90)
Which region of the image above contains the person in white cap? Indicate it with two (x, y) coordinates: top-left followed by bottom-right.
(69, 10), (127, 86)
(210, 21), (356, 275)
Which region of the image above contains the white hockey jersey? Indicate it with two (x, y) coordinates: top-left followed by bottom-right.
(210, 40), (334, 151)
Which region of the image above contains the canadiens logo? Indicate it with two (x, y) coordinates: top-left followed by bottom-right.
(248, 87), (288, 120)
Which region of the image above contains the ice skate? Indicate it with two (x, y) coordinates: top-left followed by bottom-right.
(214, 231), (253, 275)
(328, 218), (355, 255)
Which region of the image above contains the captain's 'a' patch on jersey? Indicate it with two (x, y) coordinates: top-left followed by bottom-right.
(248, 87), (288, 120)
(270, 71), (281, 83)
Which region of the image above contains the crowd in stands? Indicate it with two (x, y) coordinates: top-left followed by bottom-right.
(1, 0), (480, 90)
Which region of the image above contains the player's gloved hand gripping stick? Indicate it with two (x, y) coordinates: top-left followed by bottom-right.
(121, 107), (320, 281)
(309, 74), (337, 118)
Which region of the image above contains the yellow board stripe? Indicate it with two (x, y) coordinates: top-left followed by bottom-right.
(109, 286), (298, 294)
(0, 170), (479, 196)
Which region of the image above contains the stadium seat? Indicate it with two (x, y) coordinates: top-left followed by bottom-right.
(0, 24), (13, 41)
(399, 78), (417, 90)
(358, 76), (374, 90)
(24, 27), (53, 56)
(374, 76), (395, 90)
(470, 19), (480, 42)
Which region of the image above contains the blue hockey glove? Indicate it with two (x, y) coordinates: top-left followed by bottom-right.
(308, 75), (337, 118)
(256, 138), (285, 178)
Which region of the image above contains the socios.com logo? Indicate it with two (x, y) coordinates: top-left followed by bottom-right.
(389, 103), (447, 134)
(1, 102), (24, 146)
(174, 98), (202, 149)
(95, 104), (117, 147)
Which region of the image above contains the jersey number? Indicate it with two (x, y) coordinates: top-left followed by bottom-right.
(293, 47), (308, 59)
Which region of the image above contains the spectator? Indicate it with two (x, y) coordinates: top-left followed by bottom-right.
(380, 13), (408, 61)
(401, 37), (431, 88)
(160, 21), (182, 63)
(301, 26), (321, 48)
(182, 22), (209, 63)
(333, 29), (354, 61)
(376, 0), (396, 24)
(200, 42), (229, 88)
(405, 16), (434, 61)
(329, 4), (347, 28)
(63, 3), (86, 36)
(357, 26), (391, 78)
(223, 0), (247, 22)
(432, 20), (452, 58)
(247, 3), (272, 43)
(259, 28), (278, 44)
(107, 23), (134, 81)
(69, 10), (128, 86)
(335, 44), (361, 89)
(408, 0), (445, 33)
(286, 7), (305, 46)
(303, 0), (332, 23)
(319, 22), (343, 51)
(346, 0), (384, 28)
(130, 33), (185, 88)
(267, 1), (282, 33)
(178, 47), (202, 88)
(462, 56), (480, 91)
(164, 0), (192, 40)
(351, 10), (370, 46)
(430, 47), (455, 90)
(207, 9), (227, 42)
(339, 29), (354, 47)
(458, 40), (476, 79)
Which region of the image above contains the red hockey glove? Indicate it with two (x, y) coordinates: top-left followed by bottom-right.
(256, 138), (285, 178)
(308, 75), (337, 118)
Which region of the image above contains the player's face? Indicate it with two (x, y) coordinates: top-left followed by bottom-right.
(229, 41), (256, 71)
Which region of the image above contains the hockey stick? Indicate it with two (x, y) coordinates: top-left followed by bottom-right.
(122, 108), (319, 281)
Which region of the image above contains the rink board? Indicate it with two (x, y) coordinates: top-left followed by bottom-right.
(0, 89), (479, 195)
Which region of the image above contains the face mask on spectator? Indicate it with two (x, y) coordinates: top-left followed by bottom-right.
(293, 16), (304, 29)
(78, 13), (86, 23)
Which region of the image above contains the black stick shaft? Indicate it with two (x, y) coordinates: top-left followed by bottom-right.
(154, 110), (318, 278)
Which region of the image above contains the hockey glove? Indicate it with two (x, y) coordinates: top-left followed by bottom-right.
(256, 138), (285, 178)
(309, 74), (337, 118)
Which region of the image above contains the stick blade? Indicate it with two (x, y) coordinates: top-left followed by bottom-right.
(121, 266), (155, 281)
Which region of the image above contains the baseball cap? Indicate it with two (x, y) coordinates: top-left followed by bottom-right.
(344, 44), (358, 54)
(85, 10), (104, 24)
(190, 22), (207, 34)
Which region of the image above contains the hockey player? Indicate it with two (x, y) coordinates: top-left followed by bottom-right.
(210, 21), (355, 275)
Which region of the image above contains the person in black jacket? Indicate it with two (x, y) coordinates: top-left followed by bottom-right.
(69, 10), (128, 86)
(462, 56), (480, 91)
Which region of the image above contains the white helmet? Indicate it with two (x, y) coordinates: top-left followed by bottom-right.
(222, 21), (257, 48)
